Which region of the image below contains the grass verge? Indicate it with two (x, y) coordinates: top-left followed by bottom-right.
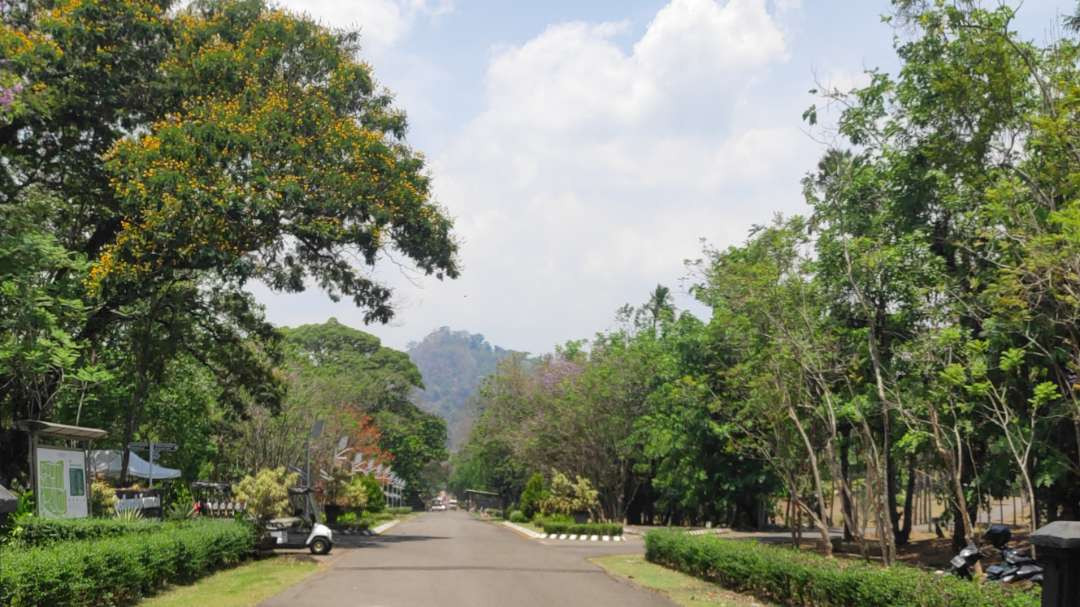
(591, 554), (773, 607)
(139, 555), (320, 607)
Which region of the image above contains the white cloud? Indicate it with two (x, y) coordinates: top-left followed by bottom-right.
(282, 0), (451, 50)
(419, 0), (815, 350)
(258, 0), (824, 353)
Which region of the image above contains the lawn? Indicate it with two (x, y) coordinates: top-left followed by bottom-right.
(590, 554), (773, 607)
(139, 555), (320, 607)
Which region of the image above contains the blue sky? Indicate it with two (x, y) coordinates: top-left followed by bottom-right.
(255, 0), (1074, 354)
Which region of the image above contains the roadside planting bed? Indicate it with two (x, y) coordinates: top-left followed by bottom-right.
(644, 530), (1040, 607)
(0, 518), (255, 607)
(540, 521), (623, 537)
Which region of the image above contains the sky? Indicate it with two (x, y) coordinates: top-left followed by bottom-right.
(251, 0), (1075, 355)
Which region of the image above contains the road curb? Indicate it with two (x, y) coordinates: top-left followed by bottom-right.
(501, 521), (625, 542)
(373, 519), (402, 535)
(502, 520), (545, 539)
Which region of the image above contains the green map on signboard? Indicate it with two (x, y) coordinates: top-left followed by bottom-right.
(39, 460), (67, 516)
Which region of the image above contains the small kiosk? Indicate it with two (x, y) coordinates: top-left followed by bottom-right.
(16, 420), (108, 519)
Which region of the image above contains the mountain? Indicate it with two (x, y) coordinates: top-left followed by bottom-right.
(407, 328), (515, 450)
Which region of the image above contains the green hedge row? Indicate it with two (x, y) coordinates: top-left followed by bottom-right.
(386, 506), (413, 515)
(14, 517), (163, 546)
(644, 529), (1039, 607)
(542, 521), (623, 536)
(0, 520), (255, 607)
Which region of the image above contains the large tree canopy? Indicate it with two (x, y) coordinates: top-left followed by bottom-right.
(0, 0), (459, 484)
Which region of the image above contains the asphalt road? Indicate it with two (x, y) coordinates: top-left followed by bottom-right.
(261, 511), (672, 607)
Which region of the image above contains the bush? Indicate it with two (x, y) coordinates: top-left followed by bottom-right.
(535, 513), (572, 524)
(90, 480), (117, 517)
(519, 473), (547, 519)
(539, 471), (599, 518)
(342, 476), (370, 510)
(233, 467), (299, 523)
(334, 511), (371, 532)
(0, 519), (254, 607)
(508, 510), (528, 523)
(387, 506), (412, 515)
(541, 521), (622, 537)
(644, 530), (1040, 607)
(13, 517), (163, 547)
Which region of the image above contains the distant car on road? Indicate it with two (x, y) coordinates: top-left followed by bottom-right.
(431, 503), (447, 511)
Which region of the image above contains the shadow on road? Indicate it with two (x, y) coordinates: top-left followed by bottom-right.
(335, 534), (449, 548)
(335, 565), (603, 573)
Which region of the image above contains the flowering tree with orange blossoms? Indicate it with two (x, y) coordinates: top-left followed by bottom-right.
(0, 0), (458, 483)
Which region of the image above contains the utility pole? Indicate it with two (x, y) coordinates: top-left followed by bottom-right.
(305, 420), (324, 488)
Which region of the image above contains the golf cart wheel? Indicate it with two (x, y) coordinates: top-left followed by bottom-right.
(310, 538), (331, 555)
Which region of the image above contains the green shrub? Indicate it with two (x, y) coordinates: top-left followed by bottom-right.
(0, 519), (254, 607)
(14, 517), (163, 547)
(355, 511), (394, 529)
(387, 506), (412, 515)
(508, 510), (528, 523)
(541, 521), (622, 536)
(539, 471), (599, 518)
(335, 511), (371, 532)
(644, 530), (1039, 607)
(534, 513), (572, 525)
(358, 475), (385, 512)
(233, 467), (299, 523)
(519, 473), (547, 519)
(90, 480), (117, 517)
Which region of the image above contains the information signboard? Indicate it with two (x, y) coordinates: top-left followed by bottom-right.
(35, 447), (89, 519)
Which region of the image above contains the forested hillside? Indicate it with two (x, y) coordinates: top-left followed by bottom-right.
(407, 328), (515, 449)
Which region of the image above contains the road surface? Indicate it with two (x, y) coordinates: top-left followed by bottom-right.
(261, 510), (671, 607)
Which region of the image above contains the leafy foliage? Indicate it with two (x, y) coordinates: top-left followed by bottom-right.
(645, 530), (1038, 607)
(1, 0), (459, 488)
(9, 517), (162, 547)
(518, 473), (547, 520)
(541, 521), (623, 537)
(0, 520), (254, 607)
(233, 467), (298, 523)
(539, 472), (599, 518)
(90, 480), (117, 517)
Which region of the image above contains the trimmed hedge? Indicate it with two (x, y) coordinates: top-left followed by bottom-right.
(386, 506), (413, 515)
(508, 510), (528, 523)
(14, 517), (163, 546)
(0, 519), (255, 607)
(541, 521), (622, 536)
(644, 529), (1040, 607)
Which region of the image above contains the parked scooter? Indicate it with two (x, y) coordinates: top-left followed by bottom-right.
(947, 524), (1043, 584)
(948, 542), (982, 579)
(982, 524), (1043, 585)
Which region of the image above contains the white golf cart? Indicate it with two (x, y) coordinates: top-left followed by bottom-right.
(265, 487), (333, 555)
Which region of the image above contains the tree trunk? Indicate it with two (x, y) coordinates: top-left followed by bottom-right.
(840, 427), (854, 542)
(898, 456), (916, 545)
(790, 406), (833, 556)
